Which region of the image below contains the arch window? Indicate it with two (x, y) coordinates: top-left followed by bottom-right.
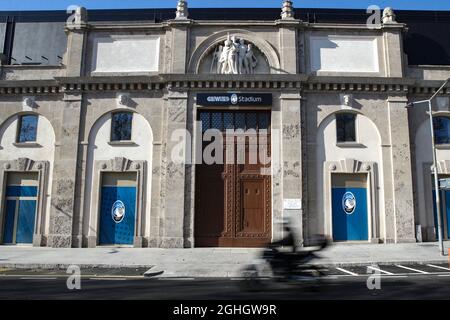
(433, 116), (450, 145)
(111, 112), (133, 142)
(16, 114), (38, 143)
(336, 113), (356, 143)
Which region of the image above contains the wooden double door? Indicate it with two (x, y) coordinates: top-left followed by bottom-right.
(195, 110), (272, 247)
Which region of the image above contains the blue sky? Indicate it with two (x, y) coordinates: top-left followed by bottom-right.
(0, 0), (449, 11)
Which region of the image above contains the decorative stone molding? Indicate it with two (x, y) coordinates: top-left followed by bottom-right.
(1, 76), (449, 96)
(281, 1), (295, 20)
(340, 93), (353, 109)
(324, 159), (379, 243)
(0, 158), (50, 247)
(22, 96), (36, 109)
(88, 157), (147, 248)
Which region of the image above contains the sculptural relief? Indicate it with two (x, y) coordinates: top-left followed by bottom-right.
(210, 35), (258, 74)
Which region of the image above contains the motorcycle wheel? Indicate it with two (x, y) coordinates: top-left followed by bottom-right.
(239, 264), (266, 292)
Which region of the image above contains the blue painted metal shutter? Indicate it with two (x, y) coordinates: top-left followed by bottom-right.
(332, 187), (369, 241)
(99, 186), (136, 245)
(3, 200), (16, 244)
(15, 200), (36, 244)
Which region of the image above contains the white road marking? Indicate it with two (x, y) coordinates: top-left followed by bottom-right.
(427, 264), (450, 272)
(89, 277), (127, 281)
(395, 265), (429, 274)
(438, 274), (450, 277)
(366, 266), (394, 275)
(20, 277), (57, 280)
(335, 267), (358, 276)
(158, 278), (195, 281)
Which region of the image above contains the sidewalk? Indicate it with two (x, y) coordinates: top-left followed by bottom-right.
(0, 242), (449, 277)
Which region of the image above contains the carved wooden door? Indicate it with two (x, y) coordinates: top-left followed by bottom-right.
(195, 110), (271, 247)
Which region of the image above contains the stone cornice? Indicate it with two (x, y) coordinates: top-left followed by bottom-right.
(73, 20), (404, 32)
(0, 74), (449, 96)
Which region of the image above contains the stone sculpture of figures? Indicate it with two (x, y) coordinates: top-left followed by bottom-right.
(211, 35), (258, 74)
(210, 45), (223, 73)
(245, 44), (258, 74)
(229, 35), (239, 74)
(218, 38), (233, 74)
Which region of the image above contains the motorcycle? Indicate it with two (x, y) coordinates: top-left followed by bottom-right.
(239, 226), (330, 291)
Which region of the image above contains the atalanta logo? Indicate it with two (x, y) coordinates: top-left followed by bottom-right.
(342, 192), (356, 215)
(111, 200), (126, 223)
(231, 94), (238, 105)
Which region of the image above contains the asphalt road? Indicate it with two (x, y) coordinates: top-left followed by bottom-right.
(1, 263), (450, 300)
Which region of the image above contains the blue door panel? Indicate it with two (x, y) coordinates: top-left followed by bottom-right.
(3, 200), (16, 244)
(332, 187), (368, 241)
(16, 200), (36, 244)
(99, 186), (136, 245)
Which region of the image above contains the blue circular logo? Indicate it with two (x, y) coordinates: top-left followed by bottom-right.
(231, 94), (238, 105)
(111, 200), (126, 223)
(342, 192), (356, 215)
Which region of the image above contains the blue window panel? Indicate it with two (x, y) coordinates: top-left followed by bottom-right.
(18, 115), (38, 143)
(3, 200), (16, 244)
(224, 113), (234, 130)
(433, 117), (450, 145)
(111, 112), (133, 141)
(15, 200), (36, 244)
(211, 113), (222, 131)
(200, 112), (210, 132)
(99, 186), (136, 245)
(336, 113), (356, 143)
(247, 113), (257, 130)
(235, 113), (245, 130)
(6, 186), (38, 197)
(259, 113), (270, 130)
(332, 187), (368, 241)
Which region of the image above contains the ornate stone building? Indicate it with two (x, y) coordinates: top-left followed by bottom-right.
(0, 2), (450, 248)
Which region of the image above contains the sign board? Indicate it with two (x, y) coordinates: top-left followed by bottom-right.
(197, 93), (272, 106)
(440, 178), (450, 190)
(283, 199), (302, 210)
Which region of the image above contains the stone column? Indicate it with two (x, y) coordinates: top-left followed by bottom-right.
(48, 93), (82, 248)
(280, 92), (303, 246)
(276, 19), (299, 74)
(160, 89), (189, 248)
(382, 20), (407, 78)
(168, 19), (192, 74)
(64, 7), (88, 77)
(385, 94), (416, 243)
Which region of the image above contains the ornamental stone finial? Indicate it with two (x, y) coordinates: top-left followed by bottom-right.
(281, 0), (294, 20)
(382, 7), (397, 24)
(74, 6), (88, 24)
(176, 0), (188, 19)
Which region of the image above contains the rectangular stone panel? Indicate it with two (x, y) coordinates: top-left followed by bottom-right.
(91, 35), (160, 73)
(310, 35), (379, 73)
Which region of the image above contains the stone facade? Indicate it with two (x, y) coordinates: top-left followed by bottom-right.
(0, 5), (449, 248)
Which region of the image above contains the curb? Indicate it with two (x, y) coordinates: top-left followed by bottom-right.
(0, 259), (449, 278)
